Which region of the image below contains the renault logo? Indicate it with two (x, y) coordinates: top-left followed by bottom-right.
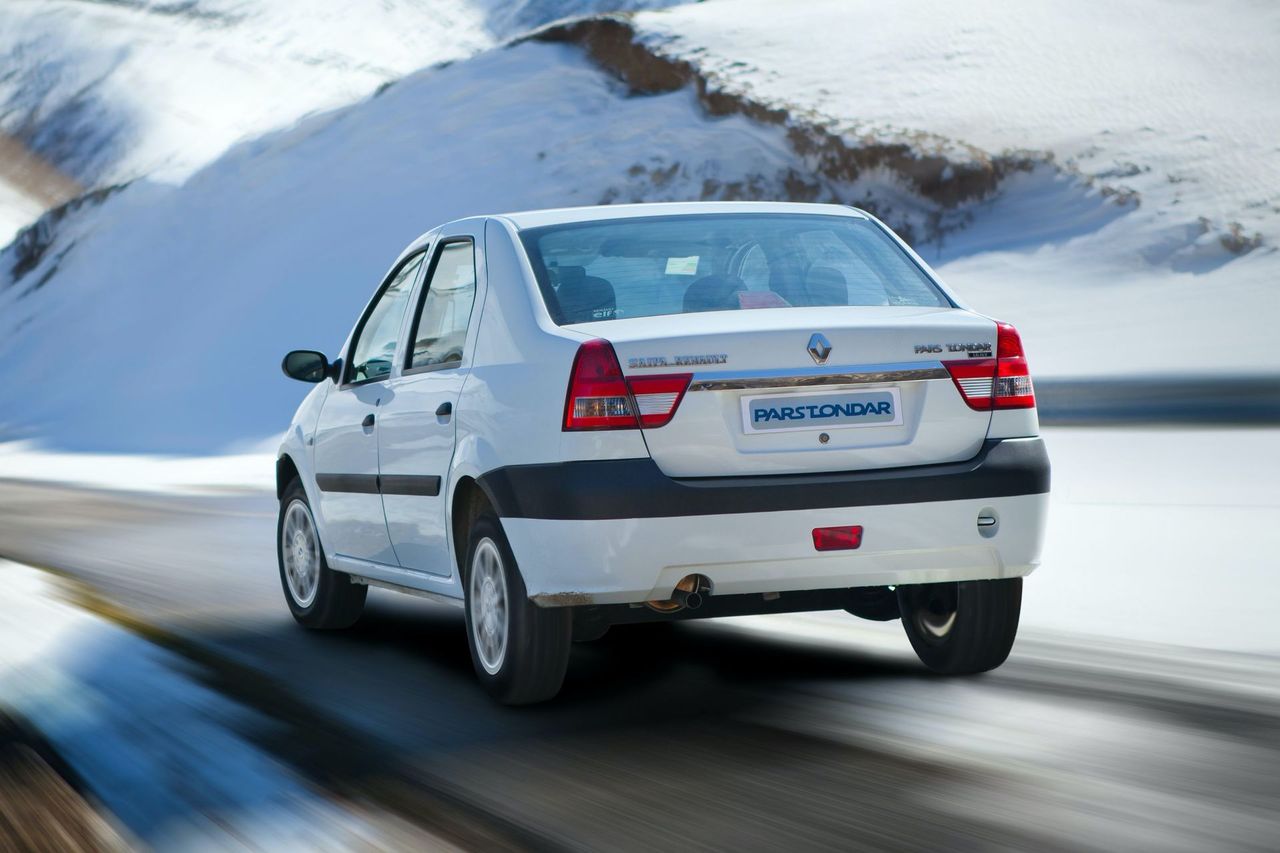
(807, 333), (832, 365)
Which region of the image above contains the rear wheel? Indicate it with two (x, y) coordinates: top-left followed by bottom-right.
(277, 479), (366, 629)
(464, 515), (572, 705)
(897, 578), (1021, 674)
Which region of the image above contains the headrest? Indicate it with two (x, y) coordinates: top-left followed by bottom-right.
(803, 265), (848, 306)
(557, 269), (616, 323)
(683, 274), (747, 313)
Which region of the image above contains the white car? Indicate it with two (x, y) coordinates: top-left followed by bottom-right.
(277, 202), (1049, 704)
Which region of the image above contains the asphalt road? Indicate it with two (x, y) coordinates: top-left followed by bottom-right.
(1, 479), (1278, 851)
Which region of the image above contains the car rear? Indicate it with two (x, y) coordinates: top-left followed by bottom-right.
(486, 204), (1048, 608)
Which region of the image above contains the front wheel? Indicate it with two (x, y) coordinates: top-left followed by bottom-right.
(277, 480), (366, 629)
(897, 578), (1021, 674)
(464, 515), (572, 705)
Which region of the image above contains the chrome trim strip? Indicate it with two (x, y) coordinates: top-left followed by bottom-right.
(688, 361), (949, 392)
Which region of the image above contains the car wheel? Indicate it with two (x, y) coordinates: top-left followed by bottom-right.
(277, 479), (367, 629)
(464, 514), (572, 705)
(897, 578), (1021, 674)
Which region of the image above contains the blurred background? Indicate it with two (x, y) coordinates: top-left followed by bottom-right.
(0, 0), (1276, 849)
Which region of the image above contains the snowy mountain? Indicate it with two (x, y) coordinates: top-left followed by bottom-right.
(0, 0), (680, 244)
(1, 0), (1276, 453)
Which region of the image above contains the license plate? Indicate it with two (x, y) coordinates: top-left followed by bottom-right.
(741, 388), (904, 434)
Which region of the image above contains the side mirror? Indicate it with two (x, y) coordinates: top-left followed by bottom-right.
(281, 350), (332, 383)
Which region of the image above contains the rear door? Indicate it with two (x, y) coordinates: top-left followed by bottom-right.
(378, 225), (482, 576)
(313, 252), (425, 563)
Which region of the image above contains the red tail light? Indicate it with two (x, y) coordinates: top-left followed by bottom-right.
(943, 322), (1035, 410)
(563, 339), (691, 430)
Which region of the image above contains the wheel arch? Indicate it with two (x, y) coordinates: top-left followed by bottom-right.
(450, 475), (499, 581)
(276, 453), (301, 499)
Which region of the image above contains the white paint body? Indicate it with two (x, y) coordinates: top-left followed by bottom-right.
(277, 202), (1048, 607)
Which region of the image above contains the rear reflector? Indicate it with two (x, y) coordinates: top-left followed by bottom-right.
(812, 525), (863, 551)
(943, 322), (1036, 410)
(563, 339), (691, 430)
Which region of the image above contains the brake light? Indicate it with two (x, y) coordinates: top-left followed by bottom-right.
(563, 339), (691, 430)
(943, 322), (1035, 410)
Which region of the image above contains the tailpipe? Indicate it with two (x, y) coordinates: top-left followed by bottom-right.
(644, 574), (710, 614)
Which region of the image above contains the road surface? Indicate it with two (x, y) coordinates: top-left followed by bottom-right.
(1, 431), (1278, 850)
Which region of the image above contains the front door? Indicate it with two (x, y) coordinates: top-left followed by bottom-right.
(379, 231), (481, 576)
(312, 251), (424, 565)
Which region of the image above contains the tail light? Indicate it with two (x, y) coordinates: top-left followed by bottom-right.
(563, 339), (691, 430)
(943, 322), (1035, 410)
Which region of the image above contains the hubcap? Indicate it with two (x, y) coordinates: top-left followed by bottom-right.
(281, 500), (320, 608)
(469, 538), (509, 675)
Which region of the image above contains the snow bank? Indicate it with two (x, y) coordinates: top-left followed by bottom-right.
(0, 441), (274, 495)
(0, 560), (394, 848)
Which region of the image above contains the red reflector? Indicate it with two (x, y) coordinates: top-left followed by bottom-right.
(812, 525), (863, 551)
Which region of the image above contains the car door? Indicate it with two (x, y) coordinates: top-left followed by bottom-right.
(312, 251), (425, 565)
(378, 227), (482, 576)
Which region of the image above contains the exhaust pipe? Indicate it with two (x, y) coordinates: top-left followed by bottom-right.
(644, 574), (710, 613)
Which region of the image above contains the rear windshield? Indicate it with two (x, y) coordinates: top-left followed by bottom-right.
(519, 213), (950, 325)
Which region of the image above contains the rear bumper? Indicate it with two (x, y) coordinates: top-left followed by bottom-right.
(481, 437), (1050, 606)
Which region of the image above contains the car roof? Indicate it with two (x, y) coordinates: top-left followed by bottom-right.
(493, 201), (869, 231)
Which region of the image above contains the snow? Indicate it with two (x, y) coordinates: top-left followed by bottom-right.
(633, 0), (1280, 377)
(0, 0), (1275, 452)
(0, 441), (274, 495)
(0, 41), (803, 452)
(635, 0), (1280, 248)
(0, 175), (44, 246)
(0, 559), (400, 848)
(0, 0), (681, 242)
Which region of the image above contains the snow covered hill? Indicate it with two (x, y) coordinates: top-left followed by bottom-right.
(0, 0), (1276, 453)
(0, 0), (679, 244)
(630, 0), (1280, 378)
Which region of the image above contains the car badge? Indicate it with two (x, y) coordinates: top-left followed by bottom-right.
(807, 333), (832, 365)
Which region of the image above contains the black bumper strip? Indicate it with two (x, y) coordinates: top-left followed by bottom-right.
(477, 438), (1049, 521)
(317, 473), (441, 497)
(316, 473), (379, 495)
(379, 474), (442, 497)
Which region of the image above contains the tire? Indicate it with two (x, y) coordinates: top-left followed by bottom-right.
(897, 578), (1021, 675)
(277, 479), (367, 629)
(463, 514), (572, 705)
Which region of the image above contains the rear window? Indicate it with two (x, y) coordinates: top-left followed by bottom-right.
(519, 213), (950, 325)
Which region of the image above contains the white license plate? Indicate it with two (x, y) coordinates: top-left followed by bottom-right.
(741, 388), (904, 434)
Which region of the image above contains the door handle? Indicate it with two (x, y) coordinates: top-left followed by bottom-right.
(362, 413), (375, 428)
(435, 402), (453, 417)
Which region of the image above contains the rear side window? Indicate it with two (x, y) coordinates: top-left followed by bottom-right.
(520, 214), (949, 325)
(407, 239), (477, 370)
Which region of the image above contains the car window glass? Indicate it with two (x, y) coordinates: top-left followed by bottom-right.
(796, 229), (890, 306)
(410, 240), (477, 370)
(737, 243), (771, 291)
(349, 254), (422, 384)
(521, 214), (948, 323)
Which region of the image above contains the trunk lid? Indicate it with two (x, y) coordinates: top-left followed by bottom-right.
(571, 306), (996, 477)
